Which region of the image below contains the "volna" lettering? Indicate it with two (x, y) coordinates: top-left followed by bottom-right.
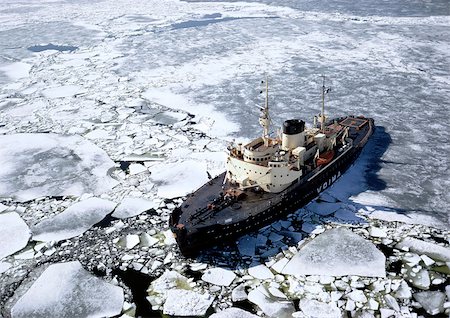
(316, 171), (341, 193)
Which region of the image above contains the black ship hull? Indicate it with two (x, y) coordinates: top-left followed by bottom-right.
(170, 117), (374, 257)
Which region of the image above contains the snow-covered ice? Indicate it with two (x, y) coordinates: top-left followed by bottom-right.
(396, 237), (450, 262)
(247, 285), (295, 318)
(201, 267), (236, 286)
(41, 85), (85, 98)
(282, 227), (386, 277)
(413, 291), (446, 315)
(0, 62), (31, 80)
(112, 197), (157, 219)
(149, 160), (208, 199)
(162, 289), (214, 316)
(32, 198), (117, 242)
(10, 261), (124, 318)
(298, 299), (341, 318)
(0, 212), (30, 260)
(210, 307), (259, 318)
(0, 262), (12, 274)
(0, 134), (118, 202)
(248, 264), (275, 280)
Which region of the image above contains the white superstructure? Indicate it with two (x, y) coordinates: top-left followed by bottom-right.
(225, 78), (340, 193)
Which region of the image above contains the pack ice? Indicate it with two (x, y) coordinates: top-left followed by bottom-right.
(0, 212), (30, 259)
(32, 197), (117, 242)
(282, 227), (386, 277)
(10, 261), (124, 318)
(0, 134), (118, 202)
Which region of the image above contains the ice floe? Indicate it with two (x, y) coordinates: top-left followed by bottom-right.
(282, 227), (386, 277)
(111, 197), (157, 219)
(149, 160), (208, 199)
(413, 291), (446, 315)
(210, 307), (259, 318)
(248, 264), (275, 280)
(0, 134), (118, 202)
(162, 289), (214, 316)
(297, 299), (341, 318)
(201, 267), (236, 286)
(32, 197), (117, 242)
(396, 237), (450, 262)
(41, 85), (85, 98)
(0, 62), (31, 80)
(0, 212), (30, 260)
(10, 261), (123, 318)
(247, 285), (295, 318)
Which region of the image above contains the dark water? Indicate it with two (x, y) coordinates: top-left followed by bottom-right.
(28, 43), (78, 52)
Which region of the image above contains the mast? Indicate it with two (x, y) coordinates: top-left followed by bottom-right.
(321, 75), (325, 132)
(259, 76), (270, 146)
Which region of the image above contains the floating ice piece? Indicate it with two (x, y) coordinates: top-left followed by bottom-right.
(334, 208), (365, 223)
(32, 198), (116, 242)
(112, 197), (157, 219)
(0, 261), (12, 274)
(248, 264), (274, 280)
(0, 134), (118, 202)
(396, 238), (450, 262)
(413, 291), (446, 315)
(149, 270), (190, 296)
(0, 212), (31, 259)
(0, 203), (8, 212)
(210, 307), (259, 318)
(42, 85), (85, 98)
(368, 227), (387, 238)
(307, 202), (342, 216)
(282, 228), (386, 277)
(149, 160), (208, 199)
(298, 299), (341, 318)
(128, 163), (147, 175)
(163, 289), (214, 316)
(406, 268), (430, 289)
(139, 233), (159, 247)
(319, 192), (338, 203)
(118, 234), (140, 249)
(237, 235), (257, 257)
(394, 280), (412, 299)
(232, 284), (248, 302)
(247, 285), (295, 318)
(84, 129), (115, 140)
(0, 62), (31, 80)
(369, 210), (445, 230)
(202, 267), (236, 286)
(11, 261), (123, 318)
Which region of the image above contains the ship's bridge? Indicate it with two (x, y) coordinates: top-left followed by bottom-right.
(242, 137), (279, 164)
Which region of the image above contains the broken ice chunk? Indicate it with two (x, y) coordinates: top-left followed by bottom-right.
(10, 261), (123, 318)
(202, 267), (236, 286)
(210, 307), (259, 318)
(32, 198), (117, 242)
(282, 228), (386, 277)
(396, 238), (450, 262)
(0, 134), (118, 202)
(237, 235), (257, 257)
(0, 212), (31, 259)
(112, 197), (157, 219)
(248, 264), (274, 280)
(163, 289), (214, 316)
(128, 163), (147, 175)
(413, 291), (446, 315)
(231, 284), (248, 302)
(298, 299), (341, 318)
(0, 261), (12, 274)
(307, 201), (342, 216)
(247, 285), (295, 318)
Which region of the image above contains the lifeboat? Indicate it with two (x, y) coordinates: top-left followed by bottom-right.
(316, 150), (334, 166)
